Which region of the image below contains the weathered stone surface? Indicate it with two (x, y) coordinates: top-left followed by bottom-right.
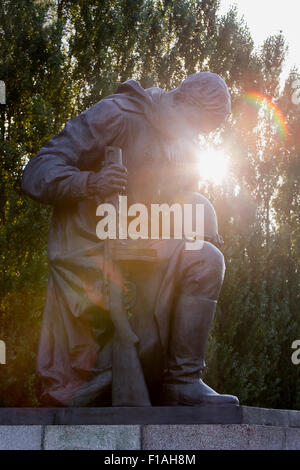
(242, 406), (300, 428)
(285, 427), (300, 450)
(0, 426), (42, 450)
(0, 422), (299, 450)
(142, 424), (300, 450)
(247, 425), (286, 450)
(43, 425), (141, 450)
(0, 405), (300, 426)
(0, 405), (241, 425)
(142, 424), (249, 450)
(0, 406), (300, 450)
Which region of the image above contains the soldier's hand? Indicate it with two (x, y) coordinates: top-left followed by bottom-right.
(87, 163), (127, 198)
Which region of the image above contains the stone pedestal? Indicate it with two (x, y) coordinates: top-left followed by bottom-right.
(0, 406), (299, 450)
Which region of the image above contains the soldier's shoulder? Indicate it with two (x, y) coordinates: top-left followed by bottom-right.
(81, 95), (122, 118)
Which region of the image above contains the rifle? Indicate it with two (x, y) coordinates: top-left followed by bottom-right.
(103, 146), (151, 406)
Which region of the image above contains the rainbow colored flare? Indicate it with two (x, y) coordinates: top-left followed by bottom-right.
(244, 91), (288, 139)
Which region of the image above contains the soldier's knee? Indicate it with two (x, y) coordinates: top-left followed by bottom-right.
(180, 241), (225, 298)
(203, 241), (225, 280)
(182, 240), (225, 270)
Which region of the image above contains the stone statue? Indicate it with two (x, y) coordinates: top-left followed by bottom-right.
(21, 72), (239, 407)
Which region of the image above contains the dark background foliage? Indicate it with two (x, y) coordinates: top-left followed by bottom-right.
(0, 0), (299, 408)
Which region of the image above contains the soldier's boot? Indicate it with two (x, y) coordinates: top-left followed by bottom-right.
(161, 296), (239, 405)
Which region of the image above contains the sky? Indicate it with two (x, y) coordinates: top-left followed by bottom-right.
(219, 0), (299, 84)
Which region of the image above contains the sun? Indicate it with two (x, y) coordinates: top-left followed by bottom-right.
(197, 148), (229, 184)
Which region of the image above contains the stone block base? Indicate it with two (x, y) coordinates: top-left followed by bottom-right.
(0, 406), (299, 450)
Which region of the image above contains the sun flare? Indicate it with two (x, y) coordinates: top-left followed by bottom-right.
(198, 148), (229, 185)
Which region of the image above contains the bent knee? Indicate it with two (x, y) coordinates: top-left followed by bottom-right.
(182, 241), (225, 273)
(203, 241), (225, 279)
(180, 241), (225, 297)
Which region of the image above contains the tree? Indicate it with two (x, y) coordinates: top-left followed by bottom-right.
(0, 0), (299, 408)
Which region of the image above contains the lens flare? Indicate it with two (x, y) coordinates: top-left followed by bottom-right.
(198, 149), (229, 184)
(244, 91), (288, 139)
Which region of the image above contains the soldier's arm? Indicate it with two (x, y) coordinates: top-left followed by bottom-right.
(21, 99), (125, 206)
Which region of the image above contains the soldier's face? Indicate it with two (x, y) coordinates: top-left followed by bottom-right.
(174, 102), (225, 137)
(161, 91), (227, 139)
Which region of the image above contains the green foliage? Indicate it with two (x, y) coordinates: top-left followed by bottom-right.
(0, 0), (299, 408)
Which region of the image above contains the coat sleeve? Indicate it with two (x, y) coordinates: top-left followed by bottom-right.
(21, 99), (124, 205)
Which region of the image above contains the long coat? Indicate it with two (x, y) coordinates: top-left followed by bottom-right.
(22, 80), (194, 406)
